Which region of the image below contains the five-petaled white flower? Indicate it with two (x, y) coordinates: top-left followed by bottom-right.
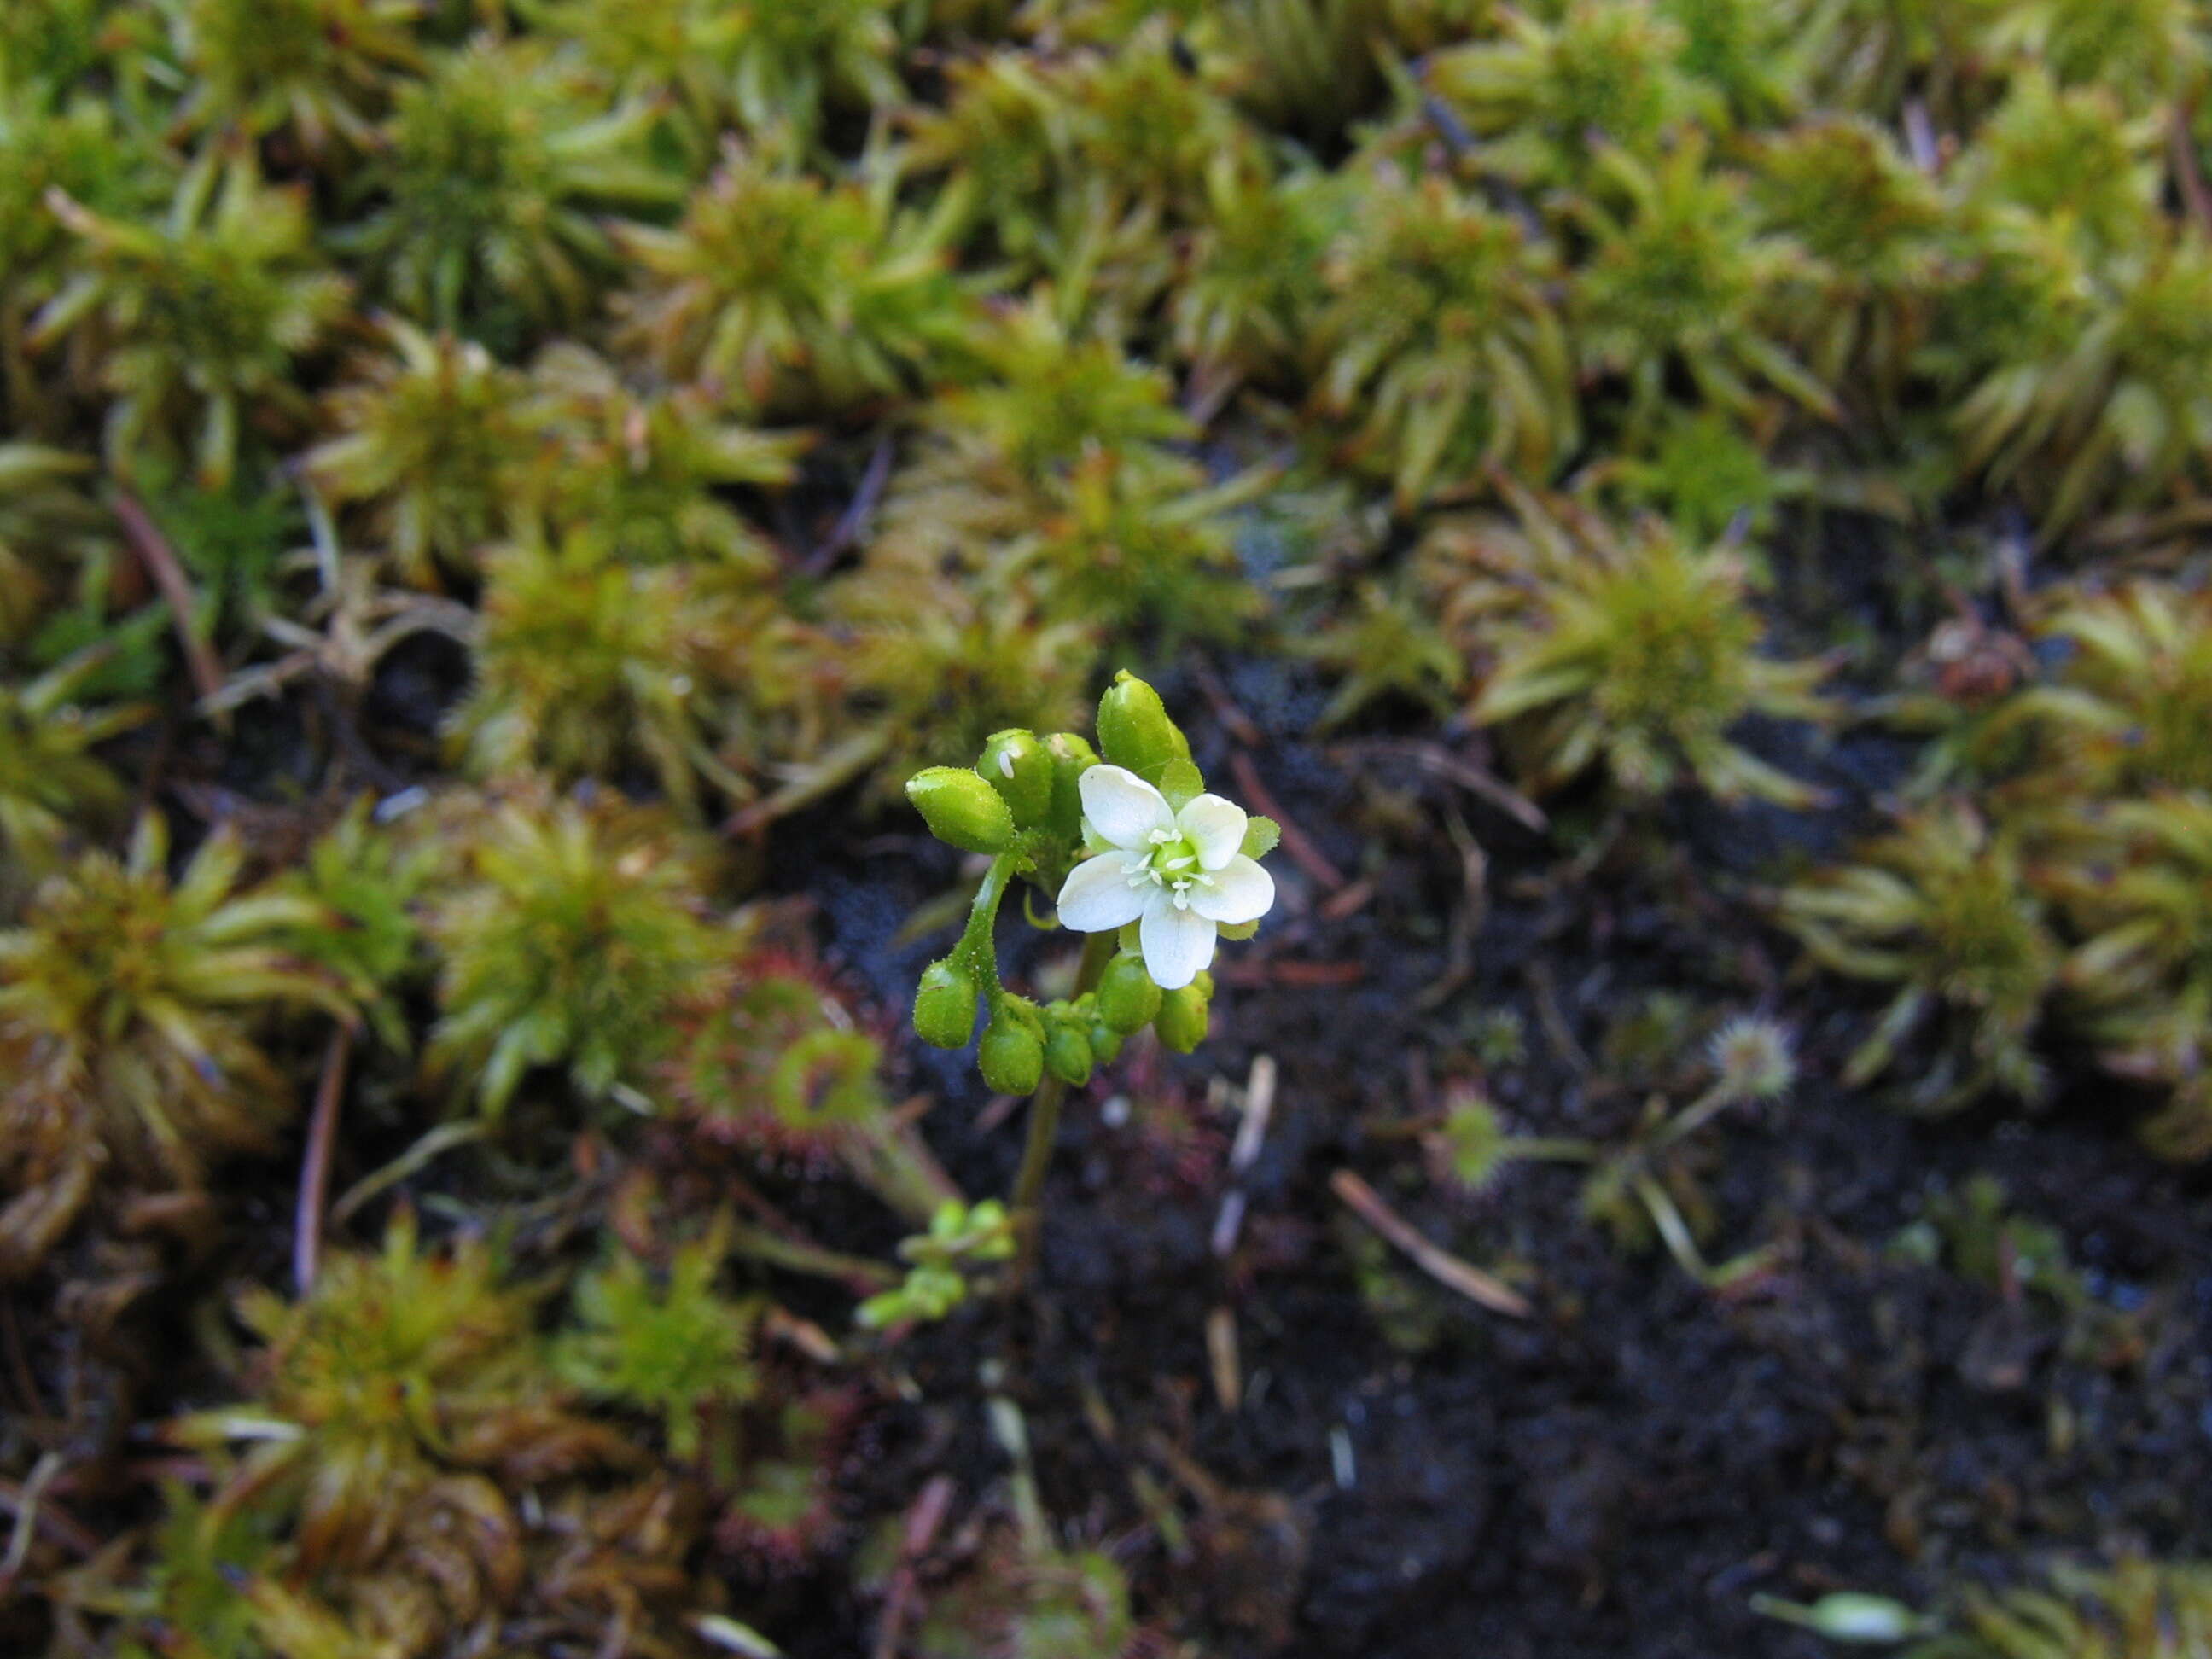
(1055, 765), (1275, 991)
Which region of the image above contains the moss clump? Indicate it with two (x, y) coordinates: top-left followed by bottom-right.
(1573, 134), (1831, 434)
(1948, 226), (2212, 533)
(2032, 581), (2212, 796)
(0, 643), (141, 889)
(1421, 1), (1707, 189)
(166, 0), (421, 151)
(35, 151), (349, 486)
(1912, 1558), (2212, 1659)
(309, 320), (539, 585)
(1429, 491), (1830, 805)
(1316, 174), (1574, 507)
(348, 38), (677, 337)
(619, 146), (969, 416)
(554, 1229), (760, 1461)
(151, 1212), (667, 1656)
(174, 1213), (577, 1572)
(1781, 803), (2060, 1111)
(425, 797), (721, 1115)
(0, 818), (353, 1272)
(1749, 115), (1946, 405)
(1963, 71), (2160, 255)
(521, 344), (806, 572)
(452, 529), (758, 818)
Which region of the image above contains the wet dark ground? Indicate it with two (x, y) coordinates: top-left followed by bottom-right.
(14, 509), (2212, 1657)
(771, 643), (2212, 1657)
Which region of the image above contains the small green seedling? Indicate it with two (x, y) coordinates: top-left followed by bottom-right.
(1749, 1590), (1930, 1643)
(857, 1199), (1018, 1328)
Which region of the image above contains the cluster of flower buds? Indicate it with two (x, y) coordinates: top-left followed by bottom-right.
(905, 672), (1277, 1092)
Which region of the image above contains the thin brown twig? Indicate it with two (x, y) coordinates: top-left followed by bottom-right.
(112, 490), (225, 708)
(0, 1475), (96, 1559)
(973, 1091), (1022, 1134)
(0, 1452), (65, 1586)
(0, 1486), (95, 1575)
(2175, 96), (2212, 236)
(873, 1475), (956, 1659)
(763, 1306), (844, 1366)
(1318, 877), (1376, 921)
(1190, 656), (1264, 749)
(1206, 1305), (1242, 1412)
(1329, 1170), (1532, 1318)
(806, 435), (895, 575)
(723, 728), (891, 836)
(1332, 738), (1548, 834)
(1416, 804), (1487, 1010)
(1230, 1055), (1277, 1176)
(1228, 751), (1345, 892)
(1, 1298), (44, 1421)
(1524, 958), (1591, 1075)
(294, 1024), (353, 1294)
(1216, 959), (1365, 988)
(1212, 1055), (1279, 1260)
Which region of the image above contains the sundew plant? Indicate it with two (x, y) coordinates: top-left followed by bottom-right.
(904, 672), (1278, 1274)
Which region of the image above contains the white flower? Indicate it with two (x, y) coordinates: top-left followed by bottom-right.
(1054, 765), (1275, 991)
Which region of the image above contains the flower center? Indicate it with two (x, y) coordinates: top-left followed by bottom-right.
(1123, 830), (1210, 909)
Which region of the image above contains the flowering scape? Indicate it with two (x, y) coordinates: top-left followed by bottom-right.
(904, 672), (1279, 1092)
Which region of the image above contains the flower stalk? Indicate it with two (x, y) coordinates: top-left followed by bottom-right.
(1008, 929), (1115, 1281)
(902, 672), (1278, 1296)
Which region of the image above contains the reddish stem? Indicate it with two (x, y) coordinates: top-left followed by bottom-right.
(293, 1024), (352, 1294)
(113, 490), (225, 707)
(1229, 751), (1346, 891)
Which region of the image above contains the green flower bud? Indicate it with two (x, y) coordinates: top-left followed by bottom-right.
(1748, 1592), (1925, 1643)
(1155, 982), (1210, 1053)
(916, 1266), (967, 1316)
(1096, 951), (1162, 1034)
(1044, 1017), (1094, 1086)
(967, 1201), (1016, 1260)
(906, 766), (1016, 853)
(1096, 671), (1190, 788)
(918, 1200), (972, 1253)
(1045, 731), (1100, 842)
(913, 958), (978, 1049)
(1793, 1595), (1919, 1642)
(978, 999), (1045, 1094)
(977, 729), (1054, 829)
(856, 1288), (905, 1328)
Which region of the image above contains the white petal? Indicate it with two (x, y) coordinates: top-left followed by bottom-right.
(1079, 765), (1175, 850)
(1177, 793), (1248, 870)
(1139, 894), (1217, 991)
(1057, 852), (1148, 933)
(1190, 855), (1274, 924)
